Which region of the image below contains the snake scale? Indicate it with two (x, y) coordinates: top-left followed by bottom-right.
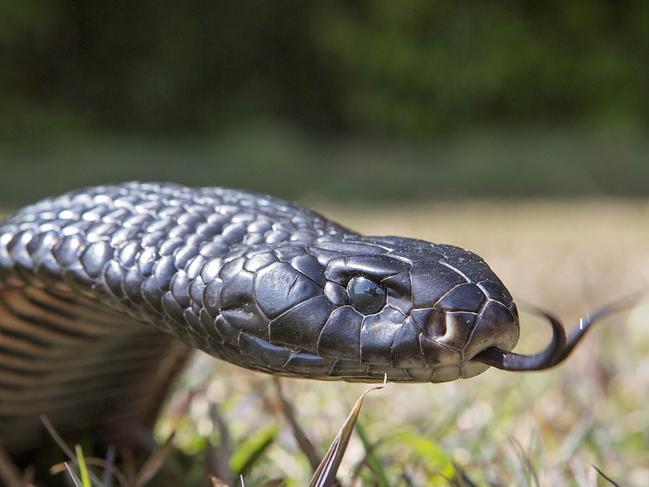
(0, 182), (601, 456)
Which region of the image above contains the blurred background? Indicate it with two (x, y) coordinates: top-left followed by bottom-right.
(3, 1), (649, 485)
(2, 1), (649, 204)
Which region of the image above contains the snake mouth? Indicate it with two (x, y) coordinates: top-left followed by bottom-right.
(472, 294), (640, 371)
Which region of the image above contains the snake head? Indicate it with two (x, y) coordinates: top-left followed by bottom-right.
(202, 236), (520, 383)
(311, 237), (520, 382)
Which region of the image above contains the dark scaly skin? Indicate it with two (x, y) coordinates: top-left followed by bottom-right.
(0, 182), (519, 453)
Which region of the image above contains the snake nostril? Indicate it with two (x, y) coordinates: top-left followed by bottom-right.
(424, 310), (446, 338)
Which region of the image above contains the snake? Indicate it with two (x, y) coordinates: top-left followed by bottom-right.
(0, 182), (609, 456)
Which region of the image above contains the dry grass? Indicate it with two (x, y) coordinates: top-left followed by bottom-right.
(157, 200), (649, 486)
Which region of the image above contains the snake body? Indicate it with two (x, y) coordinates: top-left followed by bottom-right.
(0, 182), (519, 454)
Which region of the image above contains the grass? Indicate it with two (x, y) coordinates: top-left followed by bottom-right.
(4, 199), (649, 486)
(1, 126), (649, 208)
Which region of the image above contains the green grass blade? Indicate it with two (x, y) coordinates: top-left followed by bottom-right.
(229, 423), (278, 477)
(393, 431), (456, 482)
(75, 445), (92, 487)
(41, 416), (103, 486)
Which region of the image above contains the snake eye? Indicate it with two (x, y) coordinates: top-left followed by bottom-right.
(347, 276), (386, 314)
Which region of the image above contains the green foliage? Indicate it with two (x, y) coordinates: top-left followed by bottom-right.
(74, 446), (92, 487)
(1, 127), (649, 208)
(393, 431), (456, 482)
(1, 1), (648, 138)
(0, 0), (337, 135)
(314, 0), (649, 136)
(2, 1), (648, 203)
(355, 421), (390, 487)
(229, 423), (278, 478)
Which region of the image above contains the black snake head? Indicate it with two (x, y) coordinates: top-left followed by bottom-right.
(210, 236), (520, 383)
